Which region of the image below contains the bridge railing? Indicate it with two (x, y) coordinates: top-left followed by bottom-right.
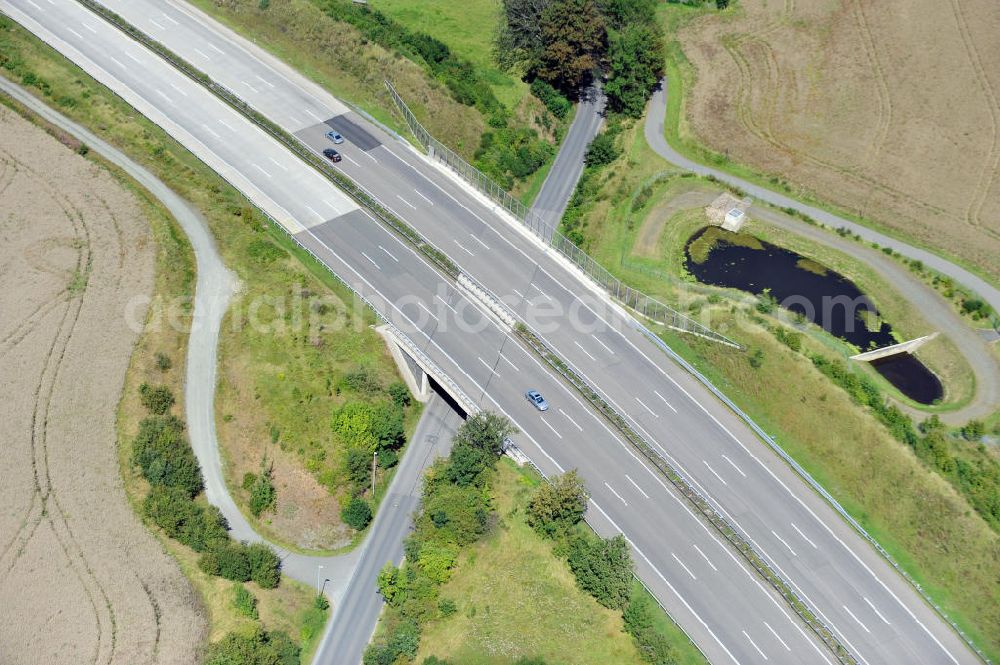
(384, 81), (742, 349)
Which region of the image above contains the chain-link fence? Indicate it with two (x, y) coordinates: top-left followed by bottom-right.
(385, 81), (742, 349)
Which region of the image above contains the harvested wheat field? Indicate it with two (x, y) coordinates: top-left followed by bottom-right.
(676, 0), (1000, 282)
(0, 107), (205, 664)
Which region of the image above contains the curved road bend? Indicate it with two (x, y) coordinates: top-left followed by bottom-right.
(0, 76), (463, 662)
(12, 2), (982, 663)
(531, 84), (606, 236)
(644, 80), (1000, 316)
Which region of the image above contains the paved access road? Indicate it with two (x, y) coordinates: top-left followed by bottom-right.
(644, 81), (1000, 316)
(6, 1), (981, 663)
(530, 84), (605, 235)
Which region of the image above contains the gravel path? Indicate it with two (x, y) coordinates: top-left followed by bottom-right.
(643, 80), (999, 424)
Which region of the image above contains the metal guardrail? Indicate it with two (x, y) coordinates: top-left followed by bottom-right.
(66, 3), (984, 661)
(384, 81), (743, 350)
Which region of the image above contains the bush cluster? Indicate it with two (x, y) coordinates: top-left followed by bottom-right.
(203, 627), (299, 665)
(132, 414), (204, 497)
(139, 382), (175, 415)
(474, 125), (554, 190)
(199, 541), (282, 589)
(530, 78), (571, 119)
(363, 413), (514, 664)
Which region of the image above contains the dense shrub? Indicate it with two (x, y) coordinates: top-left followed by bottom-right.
(566, 534), (633, 610)
(623, 589), (681, 664)
(333, 401), (405, 452)
(232, 583), (258, 619)
(475, 126), (554, 189)
(139, 382), (175, 415)
(363, 619), (421, 665)
(530, 78), (571, 118)
(199, 541), (251, 582)
(143, 485), (229, 552)
(204, 627), (299, 665)
(388, 381), (412, 408)
(526, 470), (589, 536)
(246, 542), (282, 589)
(342, 497), (373, 531)
(604, 22), (664, 117)
(132, 415), (203, 497)
(584, 132), (620, 167)
(247, 465), (277, 517)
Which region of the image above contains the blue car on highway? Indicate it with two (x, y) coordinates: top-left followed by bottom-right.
(325, 130), (344, 144)
(525, 390), (549, 411)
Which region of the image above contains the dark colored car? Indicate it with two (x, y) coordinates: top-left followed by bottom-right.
(323, 148), (342, 163)
(325, 130), (344, 144)
(525, 389), (549, 411)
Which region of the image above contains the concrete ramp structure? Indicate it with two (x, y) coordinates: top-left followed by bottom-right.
(850, 332), (939, 362)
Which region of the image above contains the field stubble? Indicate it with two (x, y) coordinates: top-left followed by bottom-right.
(676, 0), (1000, 283)
(0, 106), (205, 665)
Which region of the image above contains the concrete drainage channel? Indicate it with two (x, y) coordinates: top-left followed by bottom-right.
(62, 3), (864, 663)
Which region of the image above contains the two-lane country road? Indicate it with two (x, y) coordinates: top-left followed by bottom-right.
(4, 1), (983, 663)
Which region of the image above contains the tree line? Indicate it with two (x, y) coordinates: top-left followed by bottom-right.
(495, 0), (668, 117)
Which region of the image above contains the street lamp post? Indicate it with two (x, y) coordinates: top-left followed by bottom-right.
(316, 564), (324, 593)
(372, 451), (378, 498)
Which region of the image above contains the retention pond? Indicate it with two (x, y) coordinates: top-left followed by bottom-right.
(685, 227), (943, 404)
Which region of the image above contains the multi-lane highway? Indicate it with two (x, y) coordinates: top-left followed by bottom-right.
(3, 1), (982, 663)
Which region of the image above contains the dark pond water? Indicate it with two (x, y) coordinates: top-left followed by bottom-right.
(685, 227), (943, 404)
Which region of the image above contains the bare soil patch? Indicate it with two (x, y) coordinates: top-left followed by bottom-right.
(676, 0), (1000, 282)
(0, 107), (205, 665)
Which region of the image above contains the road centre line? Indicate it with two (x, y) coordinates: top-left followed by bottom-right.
(396, 194), (416, 209)
(702, 460), (727, 486)
(763, 621), (791, 651)
(771, 530), (797, 557)
(255, 74), (275, 88)
(743, 631), (768, 661)
(415, 190), (434, 205)
(208, 42), (225, 54)
(66, 26), (84, 39)
(343, 154), (361, 167)
(573, 340), (596, 361)
(83, 23), (97, 33)
(125, 51), (143, 63)
(720, 454), (747, 478)
(512, 288), (525, 298)
(435, 294), (457, 314)
(625, 474), (649, 498)
(305, 205), (323, 221)
(692, 543), (717, 571)
(863, 597), (891, 626)
(671, 552), (697, 580)
(168, 82), (188, 96)
(161, 12), (179, 25)
(453, 240), (475, 256)
(790, 522), (818, 549)
(378, 245), (399, 262)
(268, 156), (288, 171)
(652, 389), (677, 412)
(469, 234), (490, 250)
(558, 408), (583, 430)
(412, 301), (436, 321)
(592, 335), (615, 354)
(360, 251), (380, 270)
(252, 163), (272, 178)
(148, 18), (165, 30)
(305, 108), (323, 121)
(843, 605), (871, 634)
(635, 397), (659, 418)
(363, 150), (379, 164)
(193, 47), (210, 59)
(154, 89), (175, 106)
(218, 118), (235, 131)
(242, 80), (259, 94)
(477, 356), (496, 375)
(604, 482), (628, 506)
(201, 124), (220, 139)
(109, 56), (125, 69)
(501, 354), (519, 372)
(541, 418), (562, 440)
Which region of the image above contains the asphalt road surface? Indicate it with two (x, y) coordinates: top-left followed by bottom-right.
(4, 1), (982, 663)
(644, 81), (1000, 317)
(530, 84), (605, 236)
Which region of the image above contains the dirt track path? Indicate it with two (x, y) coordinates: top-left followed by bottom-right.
(0, 101), (204, 664)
